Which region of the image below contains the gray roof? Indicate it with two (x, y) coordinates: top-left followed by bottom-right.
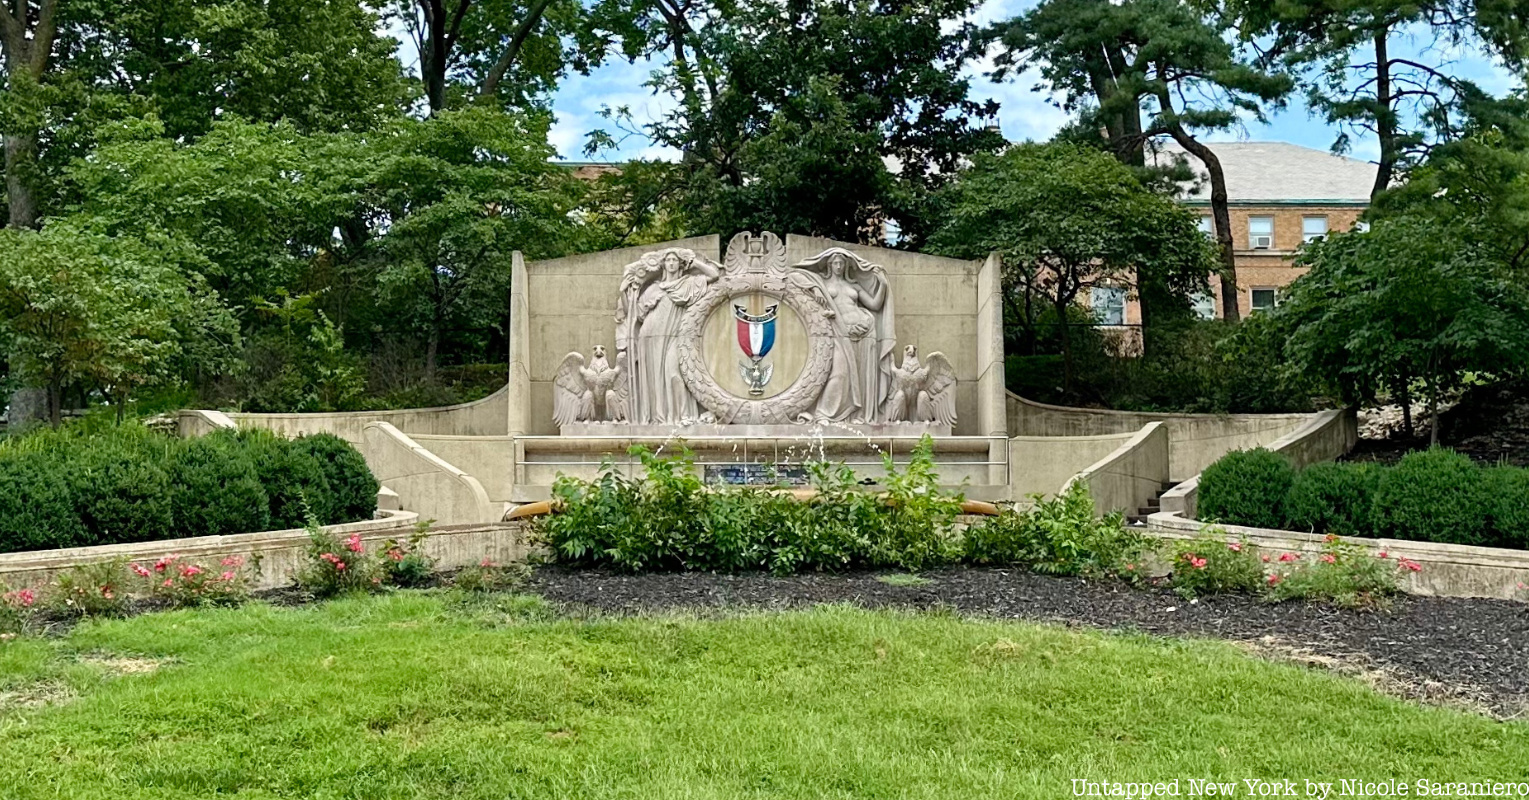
(1149, 141), (1377, 204)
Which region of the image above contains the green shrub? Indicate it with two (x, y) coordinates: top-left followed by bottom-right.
(1168, 532), (1264, 598)
(293, 433), (379, 524)
(1485, 467), (1529, 550)
(168, 436), (271, 538)
(1283, 462), (1380, 538)
(961, 482), (1146, 578)
(1372, 448), (1491, 546)
(0, 454), (88, 553)
(67, 433), (175, 546)
(1265, 535), (1407, 609)
(222, 429), (331, 529)
(539, 438), (964, 574)
(1196, 448), (1295, 529)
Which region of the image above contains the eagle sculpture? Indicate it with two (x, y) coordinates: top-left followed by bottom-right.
(553, 345), (628, 426)
(885, 344), (957, 426)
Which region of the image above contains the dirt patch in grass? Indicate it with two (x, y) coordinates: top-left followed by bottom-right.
(0, 680), (75, 713)
(527, 565), (1529, 719)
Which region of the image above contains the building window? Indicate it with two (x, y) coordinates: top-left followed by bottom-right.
(1196, 216), (1213, 237)
(1250, 288), (1278, 313)
(1091, 286), (1127, 326)
(1191, 291), (1217, 320)
(1248, 216), (1274, 250)
(1302, 215), (1328, 243)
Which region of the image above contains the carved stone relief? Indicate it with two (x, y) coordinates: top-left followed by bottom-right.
(557, 232), (957, 432)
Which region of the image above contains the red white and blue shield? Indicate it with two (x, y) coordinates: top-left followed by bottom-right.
(735, 303), (777, 396)
(734, 304), (777, 359)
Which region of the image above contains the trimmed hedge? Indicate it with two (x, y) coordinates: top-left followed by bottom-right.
(1197, 447), (1529, 551)
(1196, 448), (1294, 530)
(0, 423), (378, 555)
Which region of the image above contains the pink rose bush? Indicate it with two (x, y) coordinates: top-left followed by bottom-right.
(131, 554), (252, 608)
(1169, 532), (1264, 599)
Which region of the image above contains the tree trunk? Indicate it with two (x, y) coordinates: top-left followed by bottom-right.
(425, 327), (440, 382)
(1165, 127), (1239, 322)
(1398, 382), (1413, 439)
(47, 381), (61, 429)
(1427, 387), (1439, 447)
(3, 131), (38, 228)
(1370, 29), (1395, 201)
(1055, 298), (1074, 392)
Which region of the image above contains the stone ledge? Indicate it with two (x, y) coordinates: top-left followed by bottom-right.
(0, 515), (536, 593)
(1147, 510), (1529, 601)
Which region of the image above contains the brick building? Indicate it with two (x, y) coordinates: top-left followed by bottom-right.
(1089, 141), (1377, 331)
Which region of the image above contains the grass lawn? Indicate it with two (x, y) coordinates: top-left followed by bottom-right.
(0, 592), (1526, 798)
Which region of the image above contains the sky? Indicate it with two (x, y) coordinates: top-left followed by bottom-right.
(543, 0), (1524, 166)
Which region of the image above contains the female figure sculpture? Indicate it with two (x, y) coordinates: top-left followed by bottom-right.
(616, 249), (720, 423)
(793, 248), (895, 423)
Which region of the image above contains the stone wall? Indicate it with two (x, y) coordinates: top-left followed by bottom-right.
(1064, 422), (1170, 516)
(1007, 393), (1314, 482)
(177, 384), (511, 446)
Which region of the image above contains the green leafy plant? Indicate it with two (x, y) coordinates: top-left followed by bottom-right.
(50, 560), (129, 618)
(1196, 448), (1295, 529)
(380, 521), (437, 588)
(872, 436), (964, 571)
(1265, 535), (1409, 609)
(1372, 448), (1491, 546)
(295, 519), (381, 598)
(962, 482), (1145, 578)
(293, 432), (379, 524)
(167, 434), (272, 539)
(221, 428), (332, 530)
(1168, 531), (1264, 599)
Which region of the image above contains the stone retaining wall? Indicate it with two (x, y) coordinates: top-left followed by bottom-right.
(0, 512), (536, 593)
(1147, 510), (1529, 601)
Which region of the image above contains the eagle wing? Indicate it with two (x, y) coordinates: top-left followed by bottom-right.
(553, 352), (593, 427)
(922, 352), (958, 427)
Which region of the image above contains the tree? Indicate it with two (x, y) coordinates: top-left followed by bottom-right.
(385, 0), (591, 114)
(361, 108), (578, 377)
(989, 0), (1293, 322)
(1220, 0), (1529, 199)
(0, 0), (58, 228)
(603, 0), (1001, 246)
(927, 143), (1215, 389)
(0, 222), (215, 425)
(1277, 217), (1529, 445)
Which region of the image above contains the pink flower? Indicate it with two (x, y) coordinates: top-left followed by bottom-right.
(1261, 554), (1270, 563)
(1378, 551), (1388, 559)
(220, 556), (244, 567)
(345, 534), (363, 553)
(1190, 556), (1208, 570)
(1227, 542), (1242, 552)
(388, 549), (404, 562)
(131, 564), (152, 578)
(1267, 573), (1283, 585)
(1278, 552), (1300, 563)
(154, 556), (174, 573)
(100, 587), (114, 599)
(220, 571), (236, 581)
(1124, 563), (1136, 571)
(1324, 534), (1339, 544)
(1400, 559), (1422, 573)
(162, 579), (173, 588)
(6, 589), (36, 607)
(335, 561), (346, 571)
(1320, 554), (1336, 564)
(480, 558), (497, 568)
(180, 565), (203, 578)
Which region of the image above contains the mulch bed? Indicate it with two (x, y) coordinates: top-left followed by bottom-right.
(527, 565), (1529, 719)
